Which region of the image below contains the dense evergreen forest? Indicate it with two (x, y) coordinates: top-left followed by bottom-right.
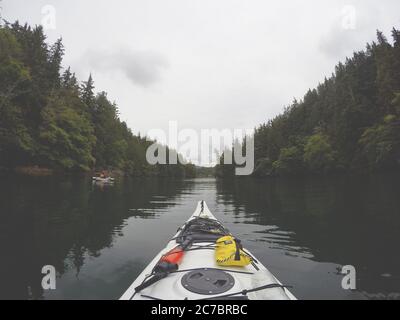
(0, 21), (195, 177)
(217, 28), (400, 177)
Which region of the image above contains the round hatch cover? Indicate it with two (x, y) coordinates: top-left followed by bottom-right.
(181, 269), (235, 295)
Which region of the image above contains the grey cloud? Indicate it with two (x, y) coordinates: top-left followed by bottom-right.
(319, 28), (360, 60)
(87, 49), (169, 87)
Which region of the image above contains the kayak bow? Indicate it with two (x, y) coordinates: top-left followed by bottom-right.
(120, 201), (296, 300)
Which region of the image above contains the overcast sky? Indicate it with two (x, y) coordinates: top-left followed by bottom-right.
(2, 0), (400, 164)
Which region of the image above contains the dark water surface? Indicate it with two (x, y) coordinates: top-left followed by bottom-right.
(0, 174), (399, 300)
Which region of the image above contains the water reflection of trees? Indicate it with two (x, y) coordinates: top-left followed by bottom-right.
(0, 175), (193, 299)
(216, 174), (400, 295)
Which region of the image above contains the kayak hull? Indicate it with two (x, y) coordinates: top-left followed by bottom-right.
(120, 201), (296, 300)
(92, 177), (115, 184)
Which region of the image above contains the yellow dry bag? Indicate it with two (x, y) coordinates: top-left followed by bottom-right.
(215, 236), (252, 267)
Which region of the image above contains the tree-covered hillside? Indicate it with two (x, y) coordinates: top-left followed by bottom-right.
(0, 21), (194, 177)
(218, 28), (400, 177)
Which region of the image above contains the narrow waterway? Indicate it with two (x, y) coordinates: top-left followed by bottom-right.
(1, 175), (399, 300)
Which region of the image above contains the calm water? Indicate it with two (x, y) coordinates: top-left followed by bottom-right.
(0, 174), (399, 300)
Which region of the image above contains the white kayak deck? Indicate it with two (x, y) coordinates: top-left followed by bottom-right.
(120, 201), (296, 300)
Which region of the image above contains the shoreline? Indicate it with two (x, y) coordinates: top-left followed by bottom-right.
(3, 166), (198, 179)
(8, 166), (124, 178)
